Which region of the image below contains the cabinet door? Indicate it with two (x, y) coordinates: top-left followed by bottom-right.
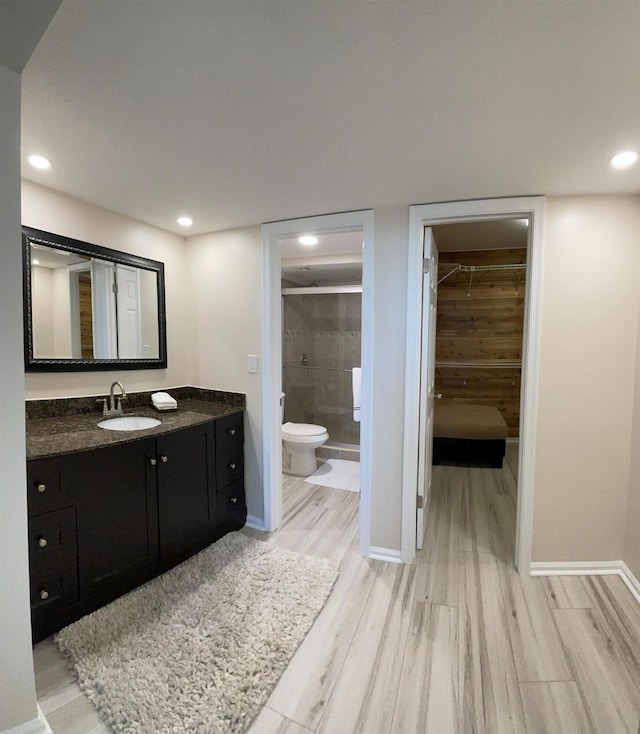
(156, 422), (215, 566)
(72, 438), (159, 609)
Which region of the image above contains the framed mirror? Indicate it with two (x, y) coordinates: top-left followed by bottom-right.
(22, 226), (167, 371)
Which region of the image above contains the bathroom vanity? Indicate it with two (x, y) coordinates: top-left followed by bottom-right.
(26, 392), (246, 643)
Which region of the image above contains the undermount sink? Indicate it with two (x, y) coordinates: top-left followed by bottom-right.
(98, 416), (161, 431)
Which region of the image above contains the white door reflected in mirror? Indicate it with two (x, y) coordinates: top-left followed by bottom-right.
(30, 243), (159, 360)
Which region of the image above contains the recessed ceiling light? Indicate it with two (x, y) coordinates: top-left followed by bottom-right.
(32, 258), (40, 265)
(299, 235), (318, 246)
(609, 151), (638, 169)
(28, 154), (52, 170)
(176, 216), (193, 227)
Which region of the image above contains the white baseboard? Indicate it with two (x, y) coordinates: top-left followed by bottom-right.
(530, 560), (640, 604)
(2, 707), (51, 734)
(368, 546), (403, 564)
(244, 515), (266, 532)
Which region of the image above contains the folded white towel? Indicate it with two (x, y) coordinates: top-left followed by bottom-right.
(352, 367), (361, 423)
(151, 391), (177, 409)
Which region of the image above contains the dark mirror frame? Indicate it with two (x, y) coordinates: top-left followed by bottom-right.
(22, 226), (168, 372)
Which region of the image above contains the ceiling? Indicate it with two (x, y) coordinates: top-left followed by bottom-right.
(17, 1), (640, 237)
(0, 0), (60, 74)
(433, 219), (529, 252)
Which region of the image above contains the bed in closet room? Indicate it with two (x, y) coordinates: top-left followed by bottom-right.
(431, 233), (527, 467)
(433, 402), (508, 468)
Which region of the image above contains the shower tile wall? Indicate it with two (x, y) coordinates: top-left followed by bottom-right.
(283, 293), (361, 446)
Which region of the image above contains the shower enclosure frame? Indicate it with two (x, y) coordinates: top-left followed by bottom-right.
(282, 284), (363, 449)
(261, 210), (374, 557)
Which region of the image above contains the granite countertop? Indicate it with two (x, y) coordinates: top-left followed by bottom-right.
(26, 399), (243, 460)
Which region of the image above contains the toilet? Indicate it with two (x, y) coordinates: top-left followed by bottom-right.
(281, 393), (329, 476)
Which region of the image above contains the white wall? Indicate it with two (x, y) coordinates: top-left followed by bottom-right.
(533, 196), (640, 562)
(368, 206), (409, 549)
(185, 227), (264, 522)
(626, 266), (640, 581)
(0, 65), (40, 733)
(22, 180), (192, 398)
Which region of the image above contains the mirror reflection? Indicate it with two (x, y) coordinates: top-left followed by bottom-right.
(30, 243), (159, 360)
(23, 227), (167, 371)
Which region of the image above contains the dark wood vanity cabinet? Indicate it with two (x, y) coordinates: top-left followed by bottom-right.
(27, 413), (246, 643)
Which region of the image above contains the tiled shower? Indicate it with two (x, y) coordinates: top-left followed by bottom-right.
(282, 292), (361, 453)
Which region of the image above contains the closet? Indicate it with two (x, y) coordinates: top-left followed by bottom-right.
(435, 247), (526, 438)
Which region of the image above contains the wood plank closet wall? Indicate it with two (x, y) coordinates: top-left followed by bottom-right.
(436, 248), (526, 438)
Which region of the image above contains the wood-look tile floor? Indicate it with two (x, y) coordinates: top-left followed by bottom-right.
(33, 446), (640, 733)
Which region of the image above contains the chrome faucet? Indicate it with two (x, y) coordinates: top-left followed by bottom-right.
(96, 381), (128, 417)
(109, 381), (127, 415)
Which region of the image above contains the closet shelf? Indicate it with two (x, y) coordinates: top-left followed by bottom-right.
(435, 360), (522, 369)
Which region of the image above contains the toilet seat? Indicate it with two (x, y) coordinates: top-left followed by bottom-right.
(282, 421), (327, 438)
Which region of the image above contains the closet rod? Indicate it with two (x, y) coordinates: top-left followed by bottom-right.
(437, 262), (526, 285)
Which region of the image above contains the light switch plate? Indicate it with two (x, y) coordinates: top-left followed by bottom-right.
(247, 354), (258, 374)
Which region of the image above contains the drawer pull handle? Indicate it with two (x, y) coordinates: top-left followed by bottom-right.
(161, 455), (168, 463)
(229, 462), (237, 470)
(149, 458), (157, 466)
(38, 537), (48, 548)
(231, 497), (238, 503)
(37, 483), (47, 493)
(228, 428), (236, 436)
(39, 589), (49, 601)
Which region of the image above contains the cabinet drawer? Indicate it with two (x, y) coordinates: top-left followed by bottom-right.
(216, 451), (244, 489)
(215, 413), (244, 488)
(217, 479), (247, 529)
(27, 458), (67, 514)
(28, 507), (77, 565)
(215, 412), (244, 456)
(28, 509), (79, 611)
(29, 569), (78, 609)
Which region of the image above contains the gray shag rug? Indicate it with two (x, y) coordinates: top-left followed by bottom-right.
(55, 532), (338, 734)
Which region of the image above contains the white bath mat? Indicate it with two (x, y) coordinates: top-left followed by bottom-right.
(305, 459), (360, 492)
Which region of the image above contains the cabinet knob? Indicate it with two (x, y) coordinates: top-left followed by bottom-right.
(229, 462), (237, 470)
(39, 589), (49, 600)
(149, 458), (157, 466)
(37, 537), (48, 548)
(230, 497), (238, 503)
(36, 483), (46, 493)
(161, 455), (168, 463)
(228, 428), (236, 436)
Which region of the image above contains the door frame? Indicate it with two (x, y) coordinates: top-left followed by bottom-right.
(261, 210), (374, 556)
(416, 228), (438, 550)
(402, 196), (545, 571)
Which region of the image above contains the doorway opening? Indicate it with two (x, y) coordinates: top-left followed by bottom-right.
(403, 197), (545, 571)
(261, 211), (374, 556)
